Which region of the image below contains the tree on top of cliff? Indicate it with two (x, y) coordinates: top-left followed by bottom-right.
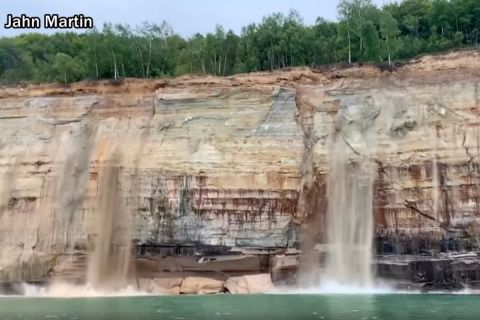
(0, 0), (479, 83)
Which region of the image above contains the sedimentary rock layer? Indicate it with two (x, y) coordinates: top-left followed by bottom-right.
(1, 50), (480, 281)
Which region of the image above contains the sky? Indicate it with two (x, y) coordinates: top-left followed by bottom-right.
(0, 0), (386, 37)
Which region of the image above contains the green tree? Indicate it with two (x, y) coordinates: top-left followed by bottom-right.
(52, 52), (84, 83)
(380, 11), (400, 66)
(311, 18), (338, 65)
(1, 0), (480, 84)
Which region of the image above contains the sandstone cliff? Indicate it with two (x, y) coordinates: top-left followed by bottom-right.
(1, 50), (480, 283)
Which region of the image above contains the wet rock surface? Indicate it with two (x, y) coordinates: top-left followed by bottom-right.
(377, 252), (480, 290)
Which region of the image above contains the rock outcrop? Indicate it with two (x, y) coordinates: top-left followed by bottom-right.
(225, 274), (274, 294)
(138, 277), (183, 294)
(180, 276), (224, 294)
(1, 50), (480, 287)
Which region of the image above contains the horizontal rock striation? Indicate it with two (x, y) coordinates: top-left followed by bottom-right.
(1, 51), (480, 284)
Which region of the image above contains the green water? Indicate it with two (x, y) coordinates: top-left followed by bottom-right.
(0, 294), (479, 320)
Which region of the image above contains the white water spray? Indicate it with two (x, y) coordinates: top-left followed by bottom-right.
(17, 282), (148, 298)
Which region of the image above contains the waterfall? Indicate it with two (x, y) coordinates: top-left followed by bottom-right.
(323, 136), (377, 288)
(432, 132), (440, 221)
(86, 151), (133, 291)
(54, 125), (96, 253)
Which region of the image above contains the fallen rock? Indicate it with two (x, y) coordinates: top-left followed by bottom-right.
(180, 276), (224, 294)
(225, 274), (274, 294)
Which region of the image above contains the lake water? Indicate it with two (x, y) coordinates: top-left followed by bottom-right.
(0, 294), (479, 320)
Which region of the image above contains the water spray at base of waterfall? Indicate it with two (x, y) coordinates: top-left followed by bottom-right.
(17, 282), (149, 298)
(280, 281), (396, 295)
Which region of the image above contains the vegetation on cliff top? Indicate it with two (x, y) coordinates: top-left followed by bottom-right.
(0, 0), (479, 84)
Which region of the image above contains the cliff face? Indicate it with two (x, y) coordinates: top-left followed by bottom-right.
(1, 50), (480, 282)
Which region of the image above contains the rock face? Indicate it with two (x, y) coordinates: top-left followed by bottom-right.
(225, 274), (274, 294)
(377, 253), (480, 289)
(180, 277), (224, 294)
(1, 50), (480, 285)
(138, 277), (183, 294)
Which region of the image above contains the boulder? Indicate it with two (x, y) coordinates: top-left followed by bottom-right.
(137, 277), (184, 294)
(179, 276), (224, 294)
(153, 277), (183, 295)
(225, 274), (274, 294)
(225, 276), (249, 294)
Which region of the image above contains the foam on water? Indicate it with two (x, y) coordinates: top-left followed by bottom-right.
(3, 281), (480, 298)
(272, 281), (480, 295)
(271, 279), (397, 295)
(295, 281), (394, 295)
